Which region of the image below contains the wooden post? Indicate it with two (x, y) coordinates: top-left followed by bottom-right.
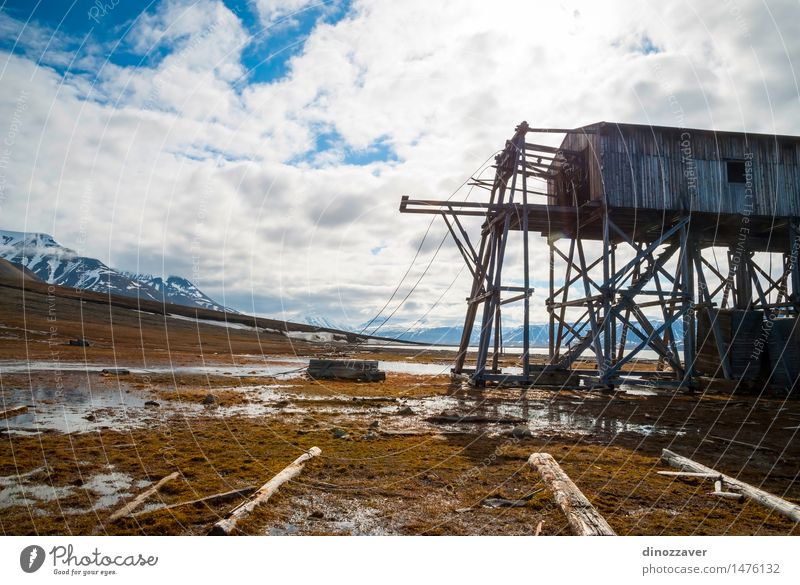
(682, 230), (697, 386)
(209, 447), (321, 536)
(548, 239), (555, 360)
(109, 471), (180, 522)
(528, 453), (616, 536)
(661, 449), (800, 522)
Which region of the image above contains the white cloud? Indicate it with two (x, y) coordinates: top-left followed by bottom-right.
(1, 0), (799, 327)
(250, 0), (334, 26)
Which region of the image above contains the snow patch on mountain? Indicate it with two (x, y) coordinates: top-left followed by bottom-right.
(0, 229), (232, 313)
(128, 274), (233, 313)
(169, 314), (274, 332)
(286, 330), (348, 343)
(302, 314), (353, 332)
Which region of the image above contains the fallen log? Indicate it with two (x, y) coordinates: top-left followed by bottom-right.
(427, 412), (525, 425)
(0, 405), (28, 419)
(131, 486), (256, 519)
(527, 453), (616, 536)
(209, 446), (322, 535)
(657, 471), (720, 479)
(661, 449), (800, 522)
(109, 471), (180, 521)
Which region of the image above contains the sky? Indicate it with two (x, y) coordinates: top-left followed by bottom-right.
(0, 0), (799, 330)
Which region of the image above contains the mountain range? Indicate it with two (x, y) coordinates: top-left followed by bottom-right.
(354, 320), (684, 348)
(0, 229), (231, 312)
(1, 228), (683, 347)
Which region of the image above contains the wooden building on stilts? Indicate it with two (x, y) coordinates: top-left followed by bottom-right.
(400, 121), (800, 392)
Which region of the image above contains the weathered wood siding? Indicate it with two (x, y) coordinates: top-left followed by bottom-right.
(547, 129), (603, 204)
(767, 318), (800, 389)
(696, 309), (768, 381)
(552, 123), (800, 216)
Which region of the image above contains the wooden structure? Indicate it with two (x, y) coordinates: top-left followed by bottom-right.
(307, 359), (385, 381)
(400, 121), (800, 390)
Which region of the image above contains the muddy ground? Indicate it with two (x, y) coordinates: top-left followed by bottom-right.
(1, 281), (799, 535)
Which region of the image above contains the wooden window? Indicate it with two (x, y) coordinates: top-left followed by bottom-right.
(726, 160), (746, 184)
(781, 142), (796, 163)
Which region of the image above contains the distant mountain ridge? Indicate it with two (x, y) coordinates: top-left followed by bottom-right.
(367, 321), (684, 348)
(123, 273), (233, 313)
(303, 315), (354, 332)
(0, 229), (232, 312)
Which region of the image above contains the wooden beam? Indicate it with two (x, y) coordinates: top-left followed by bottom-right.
(109, 471), (181, 522)
(526, 127), (596, 134)
(528, 453), (616, 536)
(0, 405), (28, 419)
(209, 447), (322, 535)
(131, 486), (256, 519)
(661, 449), (800, 522)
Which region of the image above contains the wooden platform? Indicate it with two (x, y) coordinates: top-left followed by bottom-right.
(400, 198), (793, 252)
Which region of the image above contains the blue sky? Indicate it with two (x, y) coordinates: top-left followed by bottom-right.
(1, 1), (799, 328)
(0, 1), (347, 70)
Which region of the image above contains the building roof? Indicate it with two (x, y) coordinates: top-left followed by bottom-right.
(557, 121), (800, 143)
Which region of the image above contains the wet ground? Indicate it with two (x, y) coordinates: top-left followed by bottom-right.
(2, 353), (800, 536)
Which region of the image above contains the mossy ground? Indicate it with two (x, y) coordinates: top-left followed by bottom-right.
(3, 379), (799, 536)
(2, 282), (798, 536)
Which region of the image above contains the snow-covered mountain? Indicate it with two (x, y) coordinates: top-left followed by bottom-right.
(302, 314), (354, 332)
(370, 324), (470, 345)
(129, 274), (231, 313)
(368, 321), (683, 348)
(0, 229), (231, 312)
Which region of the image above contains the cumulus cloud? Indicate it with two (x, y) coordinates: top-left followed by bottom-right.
(1, 0), (799, 327)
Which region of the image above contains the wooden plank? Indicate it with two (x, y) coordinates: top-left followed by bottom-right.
(527, 452), (616, 536)
(662, 449), (800, 522)
(0, 405), (28, 419)
(209, 447), (322, 536)
(109, 472), (181, 521)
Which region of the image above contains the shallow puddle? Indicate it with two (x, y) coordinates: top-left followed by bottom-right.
(0, 471), (75, 509)
(0, 466), (147, 512)
(1, 357), (680, 439)
(267, 492), (392, 535)
(0, 359), (307, 379)
(0, 356), (457, 378)
(2, 376), (677, 438)
(82, 471), (148, 510)
(1, 380), (153, 434)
